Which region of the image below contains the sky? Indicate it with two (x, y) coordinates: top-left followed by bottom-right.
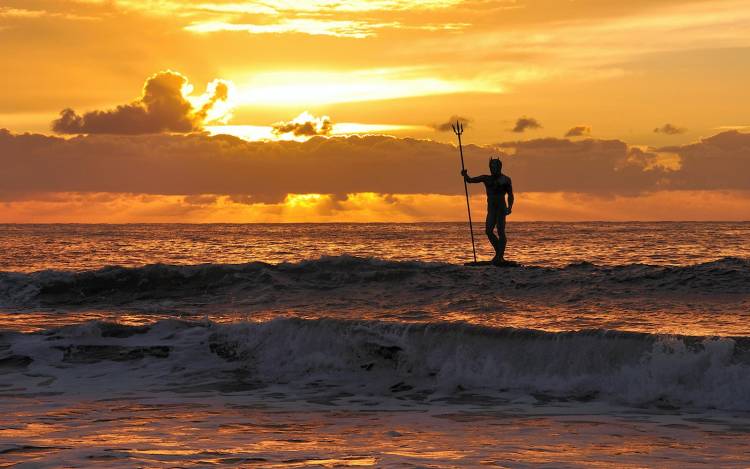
(1, 0), (749, 222)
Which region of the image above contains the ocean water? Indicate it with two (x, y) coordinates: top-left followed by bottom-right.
(1, 222), (749, 467)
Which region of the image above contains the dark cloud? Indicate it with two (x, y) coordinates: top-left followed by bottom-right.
(272, 112), (333, 137)
(1, 129), (748, 202)
(52, 71), (231, 135)
(432, 115), (472, 132)
(656, 130), (750, 190)
(496, 137), (665, 194)
(499, 130), (750, 193)
(511, 116), (542, 133)
(565, 125), (591, 137)
(654, 123), (686, 135)
(0, 130), (489, 202)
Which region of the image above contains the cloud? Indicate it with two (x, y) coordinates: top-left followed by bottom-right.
(498, 130), (750, 193)
(1, 129), (749, 205)
(0, 6), (95, 20)
(654, 123), (687, 135)
(52, 71), (232, 135)
(565, 125), (591, 137)
(657, 130), (750, 190)
(271, 112), (333, 137)
(193, 79), (232, 123)
(511, 116), (542, 133)
(496, 137), (665, 194)
(102, 0), (468, 38)
(0, 7), (47, 18)
(184, 19), (401, 39)
(0, 130), (494, 202)
(432, 115), (472, 132)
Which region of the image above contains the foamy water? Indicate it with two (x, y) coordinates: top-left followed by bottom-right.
(1, 223), (749, 466)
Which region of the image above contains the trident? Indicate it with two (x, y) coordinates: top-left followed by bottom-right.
(451, 120), (477, 263)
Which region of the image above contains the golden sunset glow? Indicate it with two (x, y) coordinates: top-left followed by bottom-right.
(205, 122), (429, 141)
(0, 0), (748, 221)
(229, 69), (500, 107)
(1, 191), (747, 224)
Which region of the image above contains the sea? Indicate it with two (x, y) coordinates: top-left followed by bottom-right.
(1, 222), (749, 467)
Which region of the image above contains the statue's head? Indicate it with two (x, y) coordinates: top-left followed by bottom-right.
(489, 157), (502, 175)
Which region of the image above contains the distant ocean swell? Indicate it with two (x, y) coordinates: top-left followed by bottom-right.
(0, 256), (748, 309)
(1, 318), (749, 411)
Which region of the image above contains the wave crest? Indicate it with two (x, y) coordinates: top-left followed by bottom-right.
(1, 256), (748, 309)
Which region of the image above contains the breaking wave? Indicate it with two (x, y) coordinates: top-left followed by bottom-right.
(1, 256), (748, 310)
(1, 318), (749, 411)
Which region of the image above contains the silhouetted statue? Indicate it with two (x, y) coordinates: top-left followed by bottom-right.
(462, 158), (514, 263)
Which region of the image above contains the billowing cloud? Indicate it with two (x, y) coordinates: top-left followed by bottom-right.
(271, 112), (333, 137)
(1, 129), (749, 205)
(654, 123), (686, 135)
(432, 115), (472, 132)
(565, 125), (591, 137)
(52, 71), (232, 135)
(511, 117), (542, 133)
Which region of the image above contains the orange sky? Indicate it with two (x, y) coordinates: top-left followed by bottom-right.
(1, 0), (749, 221)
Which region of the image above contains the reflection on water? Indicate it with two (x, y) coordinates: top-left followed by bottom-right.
(1, 222), (749, 272)
(2, 398), (750, 467)
(2, 304), (749, 337)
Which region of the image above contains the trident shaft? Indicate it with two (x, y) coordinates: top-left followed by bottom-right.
(451, 120), (477, 263)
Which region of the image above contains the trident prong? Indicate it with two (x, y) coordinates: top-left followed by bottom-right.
(452, 120), (464, 136)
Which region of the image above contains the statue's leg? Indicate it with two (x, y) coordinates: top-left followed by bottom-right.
(497, 212), (507, 260)
(485, 206), (500, 257)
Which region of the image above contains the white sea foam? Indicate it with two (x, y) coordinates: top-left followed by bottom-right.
(1, 318), (749, 411)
